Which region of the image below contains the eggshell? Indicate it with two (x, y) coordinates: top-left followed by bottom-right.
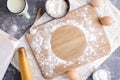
(66, 70), (80, 80)
(91, 0), (104, 7)
(100, 16), (113, 26)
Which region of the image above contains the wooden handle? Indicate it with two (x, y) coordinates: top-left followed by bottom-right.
(18, 47), (33, 80)
(30, 8), (41, 31)
(35, 8), (41, 21)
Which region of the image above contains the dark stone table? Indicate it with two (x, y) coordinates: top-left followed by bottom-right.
(0, 0), (46, 39)
(2, 0), (45, 80)
(3, 64), (21, 80)
(87, 46), (120, 80)
(0, 0), (37, 39)
(3, 0), (120, 80)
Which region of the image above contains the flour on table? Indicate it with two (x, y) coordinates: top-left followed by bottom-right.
(11, 25), (18, 32)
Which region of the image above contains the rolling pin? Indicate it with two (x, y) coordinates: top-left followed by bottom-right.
(18, 47), (33, 80)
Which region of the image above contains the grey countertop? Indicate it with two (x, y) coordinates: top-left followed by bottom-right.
(3, 64), (21, 80)
(110, 0), (120, 10)
(0, 0), (37, 39)
(3, 0), (120, 80)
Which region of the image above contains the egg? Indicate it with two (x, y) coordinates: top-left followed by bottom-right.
(66, 70), (80, 80)
(90, 0), (104, 7)
(100, 16), (113, 26)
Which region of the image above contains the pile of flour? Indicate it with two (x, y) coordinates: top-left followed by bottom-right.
(93, 69), (111, 80)
(45, 0), (68, 18)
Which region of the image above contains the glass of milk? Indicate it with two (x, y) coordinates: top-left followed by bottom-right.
(7, 0), (30, 19)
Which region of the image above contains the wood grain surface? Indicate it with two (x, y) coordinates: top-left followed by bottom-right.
(51, 25), (86, 61)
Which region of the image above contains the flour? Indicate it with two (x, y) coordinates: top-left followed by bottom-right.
(93, 69), (111, 80)
(11, 25), (18, 32)
(45, 0), (68, 18)
(30, 28), (37, 35)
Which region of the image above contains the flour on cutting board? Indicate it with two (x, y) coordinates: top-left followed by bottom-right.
(32, 20), (84, 76)
(29, 4), (111, 78)
(31, 20), (86, 76)
(11, 0), (120, 80)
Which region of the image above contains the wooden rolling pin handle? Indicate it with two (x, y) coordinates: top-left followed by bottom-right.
(35, 8), (41, 21)
(18, 47), (33, 80)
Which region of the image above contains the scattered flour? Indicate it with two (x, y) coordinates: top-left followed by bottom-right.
(31, 18), (106, 77)
(30, 28), (37, 35)
(45, 0), (68, 18)
(11, 25), (18, 32)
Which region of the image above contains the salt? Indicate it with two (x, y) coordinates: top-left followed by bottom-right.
(45, 0), (68, 18)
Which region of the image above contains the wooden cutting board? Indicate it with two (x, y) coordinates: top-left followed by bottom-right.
(26, 5), (111, 79)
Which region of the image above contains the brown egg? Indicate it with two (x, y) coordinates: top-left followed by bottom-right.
(100, 16), (113, 26)
(66, 70), (80, 80)
(90, 0), (104, 7)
